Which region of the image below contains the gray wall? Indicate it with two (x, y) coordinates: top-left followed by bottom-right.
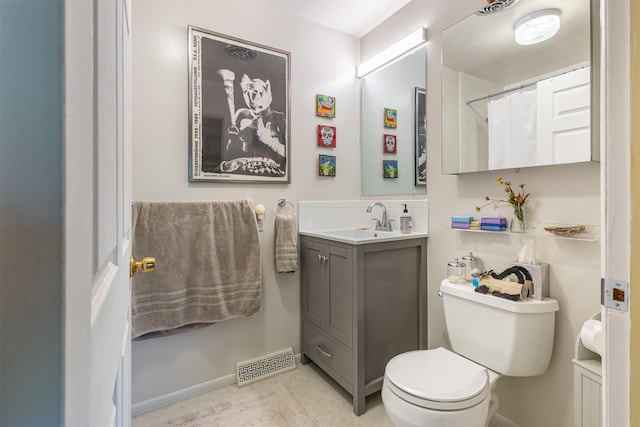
(0, 1), (63, 425)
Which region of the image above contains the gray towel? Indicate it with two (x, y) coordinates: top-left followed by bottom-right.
(131, 200), (261, 339)
(274, 213), (298, 273)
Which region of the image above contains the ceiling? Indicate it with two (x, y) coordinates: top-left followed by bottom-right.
(254, 0), (413, 37)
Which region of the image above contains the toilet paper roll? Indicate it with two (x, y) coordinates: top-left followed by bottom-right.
(580, 319), (602, 355)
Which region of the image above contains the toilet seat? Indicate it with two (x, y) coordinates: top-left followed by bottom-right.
(384, 347), (490, 411)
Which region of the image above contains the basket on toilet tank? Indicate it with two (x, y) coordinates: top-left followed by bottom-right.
(440, 279), (559, 376)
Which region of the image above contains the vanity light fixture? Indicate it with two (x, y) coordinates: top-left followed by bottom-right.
(514, 8), (561, 45)
(356, 27), (427, 78)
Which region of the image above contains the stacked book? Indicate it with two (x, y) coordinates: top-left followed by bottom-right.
(480, 217), (507, 231)
(451, 216), (473, 229)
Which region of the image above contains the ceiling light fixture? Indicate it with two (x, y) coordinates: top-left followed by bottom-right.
(356, 27), (427, 78)
(514, 8), (561, 46)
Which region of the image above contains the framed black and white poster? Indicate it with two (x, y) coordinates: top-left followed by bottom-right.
(188, 26), (291, 183)
(414, 87), (426, 186)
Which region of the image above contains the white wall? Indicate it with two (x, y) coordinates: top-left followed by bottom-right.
(362, 2), (601, 427)
(131, 0), (361, 408)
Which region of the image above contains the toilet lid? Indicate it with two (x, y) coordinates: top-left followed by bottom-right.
(385, 347), (490, 411)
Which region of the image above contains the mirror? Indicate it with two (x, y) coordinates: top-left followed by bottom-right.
(362, 46), (427, 195)
(441, 0), (598, 174)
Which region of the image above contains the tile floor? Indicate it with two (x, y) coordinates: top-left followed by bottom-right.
(132, 362), (394, 426)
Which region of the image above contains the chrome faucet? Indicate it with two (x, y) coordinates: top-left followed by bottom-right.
(366, 201), (392, 231)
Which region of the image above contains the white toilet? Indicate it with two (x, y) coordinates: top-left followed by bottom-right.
(382, 279), (559, 427)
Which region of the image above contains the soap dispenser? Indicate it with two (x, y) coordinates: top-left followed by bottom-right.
(400, 204), (412, 234)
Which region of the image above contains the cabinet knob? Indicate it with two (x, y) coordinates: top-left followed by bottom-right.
(317, 254), (328, 263)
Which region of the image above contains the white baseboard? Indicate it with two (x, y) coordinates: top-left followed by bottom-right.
(491, 413), (522, 427)
(131, 353), (304, 417)
(131, 373), (236, 417)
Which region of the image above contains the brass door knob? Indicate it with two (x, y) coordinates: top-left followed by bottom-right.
(130, 256), (156, 277)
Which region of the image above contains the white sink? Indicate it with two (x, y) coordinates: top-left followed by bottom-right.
(299, 228), (428, 245)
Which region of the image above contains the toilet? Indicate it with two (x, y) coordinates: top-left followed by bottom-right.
(382, 279), (559, 427)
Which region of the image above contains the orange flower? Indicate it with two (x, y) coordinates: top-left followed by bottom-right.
(475, 176), (530, 214)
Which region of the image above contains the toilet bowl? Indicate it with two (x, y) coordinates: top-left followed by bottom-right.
(382, 347), (497, 427)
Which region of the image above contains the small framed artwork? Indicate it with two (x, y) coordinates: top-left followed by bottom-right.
(317, 125), (337, 148)
(414, 87), (427, 186)
(316, 94), (336, 118)
(383, 160), (398, 178)
(383, 134), (397, 153)
(384, 108), (397, 128)
(319, 154), (336, 176)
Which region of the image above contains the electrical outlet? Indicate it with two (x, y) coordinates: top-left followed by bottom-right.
(601, 278), (629, 312)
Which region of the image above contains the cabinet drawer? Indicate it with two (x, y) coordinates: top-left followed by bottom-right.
(303, 321), (353, 386)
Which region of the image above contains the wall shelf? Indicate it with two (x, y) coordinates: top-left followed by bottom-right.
(446, 223), (600, 242)
(447, 226), (512, 235)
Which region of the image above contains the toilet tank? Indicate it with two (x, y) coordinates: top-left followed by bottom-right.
(440, 279), (559, 376)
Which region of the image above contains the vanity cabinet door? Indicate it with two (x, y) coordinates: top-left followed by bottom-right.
(301, 238), (353, 349)
(326, 244), (353, 348)
(301, 239), (325, 329)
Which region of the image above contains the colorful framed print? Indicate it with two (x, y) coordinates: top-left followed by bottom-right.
(316, 94), (336, 118)
(414, 87), (427, 186)
(383, 134), (397, 153)
(319, 154), (336, 176)
(383, 160), (398, 178)
(317, 125), (337, 148)
(188, 26), (290, 183)
(384, 108), (397, 128)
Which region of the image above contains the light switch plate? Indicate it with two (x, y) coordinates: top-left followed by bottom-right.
(601, 278), (629, 312)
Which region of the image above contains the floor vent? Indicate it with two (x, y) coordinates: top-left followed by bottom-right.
(235, 347), (296, 387)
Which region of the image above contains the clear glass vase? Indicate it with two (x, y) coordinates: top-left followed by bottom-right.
(510, 206), (526, 233)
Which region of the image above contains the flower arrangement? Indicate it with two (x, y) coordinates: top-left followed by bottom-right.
(475, 176), (530, 231)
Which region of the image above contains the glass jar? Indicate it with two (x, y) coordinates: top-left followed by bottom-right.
(461, 252), (484, 281)
(447, 258), (467, 284)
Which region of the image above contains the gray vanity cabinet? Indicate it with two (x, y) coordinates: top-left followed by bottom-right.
(300, 235), (427, 416)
